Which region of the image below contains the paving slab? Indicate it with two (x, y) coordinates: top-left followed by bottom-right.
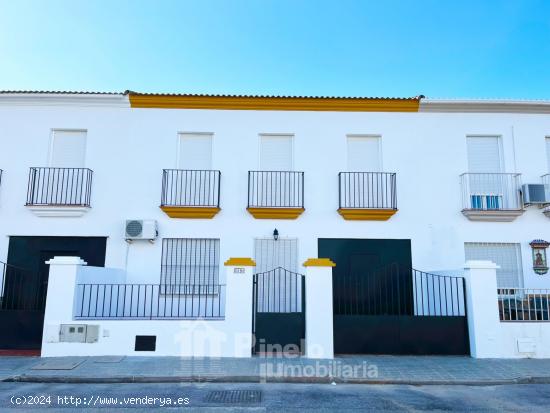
(31, 358), (86, 370)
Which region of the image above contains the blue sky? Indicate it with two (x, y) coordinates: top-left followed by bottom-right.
(0, 0), (549, 99)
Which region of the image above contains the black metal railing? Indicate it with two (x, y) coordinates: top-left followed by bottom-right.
(542, 174), (550, 205)
(26, 167), (93, 206)
(161, 169), (221, 207)
(253, 267), (305, 313)
(0, 261), (46, 311)
(74, 283), (226, 319)
(333, 264), (466, 317)
(460, 173), (522, 211)
(498, 288), (550, 321)
(339, 172), (397, 209)
(248, 171), (304, 208)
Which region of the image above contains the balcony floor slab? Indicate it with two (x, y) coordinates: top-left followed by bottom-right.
(160, 206), (221, 219)
(246, 207), (304, 219)
(26, 205), (90, 217)
(337, 208), (398, 221)
(462, 209), (524, 222)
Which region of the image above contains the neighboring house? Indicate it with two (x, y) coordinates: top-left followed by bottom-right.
(0, 91), (549, 357)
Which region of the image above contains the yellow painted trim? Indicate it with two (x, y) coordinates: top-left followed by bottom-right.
(246, 207), (305, 219)
(303, 258), (336, 267)
(129, 94), (420, 112)
(224, 257), (256, 267)
(160, 206), (220, 219)
(338, 208), (398, 221)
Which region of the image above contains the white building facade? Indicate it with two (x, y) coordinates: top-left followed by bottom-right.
(0, 92), (549, 358)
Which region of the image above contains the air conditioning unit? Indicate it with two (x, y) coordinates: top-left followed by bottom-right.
(125, 219), (158, 242)
(522, 184), (549, 206)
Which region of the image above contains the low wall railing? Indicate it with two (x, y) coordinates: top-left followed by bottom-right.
(74, 283), (226, 319)
(498, 288), (550, 321)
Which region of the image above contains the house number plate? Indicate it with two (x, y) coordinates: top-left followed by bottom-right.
(234, 267), (245, 274)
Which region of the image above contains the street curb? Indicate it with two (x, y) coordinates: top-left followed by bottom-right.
(5, 375), (550, 386)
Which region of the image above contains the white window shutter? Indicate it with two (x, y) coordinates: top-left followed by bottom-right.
(260, 135), (293, 171)
(254, 238), (298, 273)
(178, 133), (213, 170)
(467, 136), (502, 173)
(464, 242), (523, 288)
(50, 130), (87, 167)
(347, 136), (381, 171)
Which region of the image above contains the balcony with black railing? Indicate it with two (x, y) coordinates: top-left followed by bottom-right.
(460, 173), (523, 221)
(542, 174), (550, 218)
(26, 167), (93, 217)
(337, 172), (397, 220)
(247, 171), (305, 219)
(160, 169), (221, 218)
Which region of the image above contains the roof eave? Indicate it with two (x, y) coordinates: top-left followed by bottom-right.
(420, 99), (550, 114)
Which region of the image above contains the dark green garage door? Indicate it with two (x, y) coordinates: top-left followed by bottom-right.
(0, 236), (107, 350)
(319, 238), (469, 355)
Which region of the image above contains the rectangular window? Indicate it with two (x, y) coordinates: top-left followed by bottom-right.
(464, 242), (523, 288)
(254, 237), (301, 313)
(160, 238), (220, 294)
(466, 136), (503, 173)
(49, 130), (87, 167)
(178, 133), (213, 170)
(546, 137), (550, 173)
(259, 134), (293, 171)
(347, 135), (381, 172)
(254, 238), (298, 273)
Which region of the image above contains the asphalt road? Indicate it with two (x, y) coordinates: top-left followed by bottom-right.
(0, 382), (548, 412)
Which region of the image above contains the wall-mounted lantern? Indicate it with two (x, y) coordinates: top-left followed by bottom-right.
(273, 229), (279, 241)
(529, 240), (550, 275)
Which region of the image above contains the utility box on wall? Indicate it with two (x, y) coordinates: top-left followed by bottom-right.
(59, 324), (99, 343)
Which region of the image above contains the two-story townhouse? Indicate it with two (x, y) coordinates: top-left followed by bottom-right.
(0, 91), (549, 356)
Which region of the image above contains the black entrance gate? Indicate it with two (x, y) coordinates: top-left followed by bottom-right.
(1, 236), (107, 350)
(0, 261), (45, 350)
(319, 238), (469, 355)
(333, 264), (469, 355)
(252, 267), (305, 355)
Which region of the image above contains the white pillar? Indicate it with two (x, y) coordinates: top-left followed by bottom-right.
(224, 257), (255, 358)
(303, 258), (335, 359)
(463, 260), (500, 358)
(42, 256), (87, 348)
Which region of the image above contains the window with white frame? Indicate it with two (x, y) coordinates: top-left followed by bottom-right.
(464, 242), (524, 288)
(178, 133), (213, 170)
(50, 130), (87, 167)
(545, 137), (550, 173)
(347, 135), (382, 172)
(259, 134), (293, 171)
(160, 238), (220, 294)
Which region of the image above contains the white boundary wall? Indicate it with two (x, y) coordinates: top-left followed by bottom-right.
(42, 257), (253, 357)
(465, 260), (550, 358)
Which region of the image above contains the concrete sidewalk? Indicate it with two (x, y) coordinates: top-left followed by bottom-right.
(3, 355), (550, 385)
